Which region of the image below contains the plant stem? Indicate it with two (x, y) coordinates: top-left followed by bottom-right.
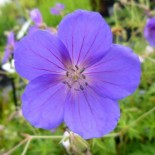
(31, 135), (63, 139)
(21, 139), (31, 155)
(130, 106), (155, 126)
(6, 139), (27, 155)
(5, 135), (63, 155)
(103, 106), (155, 138)
(120, 0), (149, 11)
(120, 106), (155, 134)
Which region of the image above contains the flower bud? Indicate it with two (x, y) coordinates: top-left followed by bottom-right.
(61, 131), (91, 155)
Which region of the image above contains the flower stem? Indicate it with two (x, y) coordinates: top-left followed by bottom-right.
(5, 135), (63, 155)
(129, 106), (155, 126)
(31, 135), (63, 139)
(21, 139), (31, 155)
(103, 106), (155, 138)
(120, 106), (155, 134)
(6, 139), (28, 155)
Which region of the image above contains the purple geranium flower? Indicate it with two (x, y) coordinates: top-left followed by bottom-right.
(2, 32), (15, 64)
(14, 10), (141, 139)
(144, 17), (155, 46)
(50, 2), (65, 15)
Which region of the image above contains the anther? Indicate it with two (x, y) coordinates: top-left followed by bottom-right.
(63, 81), (67, 84)
(82, 74), (86, 79)
(85, 82), (88, 86)
(80, 68), (85, 73)
(80, 85), (84, 90)
(74, 88), (80, 91)
(67, 83), (72, 88)
(71, 68), (75, 72)
(75, 65), (79, 70)
(66, 72), (69, 77)
(63, 81), (71, 88)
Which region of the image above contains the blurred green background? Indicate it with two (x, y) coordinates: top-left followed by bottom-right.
(0, 0), (155, 155)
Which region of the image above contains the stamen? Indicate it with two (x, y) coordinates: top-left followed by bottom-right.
(74, 88), (80, 91)
(63, 81), (67, 84)
(62, 81), (71, 88)
(66, 82), (71, 88)
(75, 65), (79, 70)
(82, 74), (86, 79)
(80, 68), (85, 73)
(66, 72), (69, 77)
(80, 85), (84, 90)
(70, 68), (75, 72)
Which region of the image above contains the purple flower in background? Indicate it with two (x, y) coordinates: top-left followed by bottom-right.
(14, 10), (141, 139)
(2, 32), (15, 64)
(144, 17), (155, 46)
(50, 2), (65, 15)
(30, 8), (43, 27)
(29, 8), (51, 34)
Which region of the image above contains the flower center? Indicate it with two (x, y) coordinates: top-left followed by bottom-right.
(63, 65), (88, 91)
